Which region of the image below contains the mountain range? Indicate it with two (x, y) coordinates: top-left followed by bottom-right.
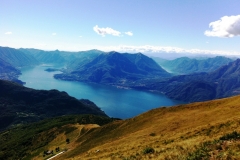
(0, 47), (103, 83)
(20, 48), (103, 66)
(1, 46), (240, 103)
(0, 47), (39, 67)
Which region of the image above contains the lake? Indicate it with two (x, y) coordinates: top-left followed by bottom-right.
(19, 65), (184, 119)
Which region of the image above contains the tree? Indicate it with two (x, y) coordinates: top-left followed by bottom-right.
(66, 138), (70, 144)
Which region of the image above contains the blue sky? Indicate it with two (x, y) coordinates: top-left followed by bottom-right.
(1, 0), (240, 56)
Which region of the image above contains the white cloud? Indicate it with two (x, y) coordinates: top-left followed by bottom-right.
(95, 45), (240, 56)
(205, 15), (240, 37)
(125, 31), (133, 36)
(5, 31), (12, 35)
(79, 36), (82, 38)
(93, 25), (121, 37)
(52, 33), (57, 36)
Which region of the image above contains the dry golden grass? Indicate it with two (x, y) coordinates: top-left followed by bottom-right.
(44, 95), (240, 159)
(31, 123), (100, 160)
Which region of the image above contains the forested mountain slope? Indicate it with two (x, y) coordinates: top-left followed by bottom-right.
(0, 80), (107, 131)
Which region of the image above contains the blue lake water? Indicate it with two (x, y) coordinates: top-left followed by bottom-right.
(19, 65), (184, 119)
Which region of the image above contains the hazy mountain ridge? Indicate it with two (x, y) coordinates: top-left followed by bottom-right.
(54, 51), (171, 84)
(20, 48), (103, 66)
(0, 47), (103, 83)
(0, 80), (107, 131)
(0, 47), (39, 67)
(154, 56), (233, 74)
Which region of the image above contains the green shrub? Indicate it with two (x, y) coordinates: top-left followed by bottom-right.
(142, 147), (155, 154)
(149, 133), (156, 136)
(219, 131), (240, 141)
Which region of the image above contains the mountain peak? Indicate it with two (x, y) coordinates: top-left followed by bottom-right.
(107, 51), (120, 54)
(55, 52), (171, 84)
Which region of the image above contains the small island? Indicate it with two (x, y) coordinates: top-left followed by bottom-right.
(44, 68), (60, 72)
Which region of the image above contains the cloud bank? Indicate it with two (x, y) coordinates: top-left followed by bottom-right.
(96, 45), (240, 56)
(205, 15), (240, 37)
(93, 25), (121, 37)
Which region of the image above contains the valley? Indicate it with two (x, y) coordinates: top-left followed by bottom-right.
(1, 46), (240, 159)
(18, 65), (182, 119)
(2, 1), (240, 159)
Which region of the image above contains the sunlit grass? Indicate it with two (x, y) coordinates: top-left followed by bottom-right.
(58, 95), (240, 159)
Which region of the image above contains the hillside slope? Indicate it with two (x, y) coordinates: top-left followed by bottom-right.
(3, 94), (240, 159)
(58, 95), (240, 159)
(0, 114), (117, 160)
(0, 58), (21, 82)
(0, 80), (107, 131)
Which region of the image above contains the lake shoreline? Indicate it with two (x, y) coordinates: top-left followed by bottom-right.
(19, 65), (184, 119)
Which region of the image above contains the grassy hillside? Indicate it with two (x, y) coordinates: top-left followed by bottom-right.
(0, 114), (117, 160)
(55, 95), (240, 160)
(2, 92), (240, 159)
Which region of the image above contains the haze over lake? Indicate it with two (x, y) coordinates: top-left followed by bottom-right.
(19, 65), (184, 119)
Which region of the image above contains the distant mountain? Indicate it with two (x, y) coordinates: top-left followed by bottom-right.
(0, 46), (39, 67)
(133, 58), (240, 102)
(0, 46), (104, 83)
(54, 51), (171, 84)
(155, 56), (233, 74)
(206, 59), (240, 98)
(0, 80), (107, 131)
(20, 49), (68, 65)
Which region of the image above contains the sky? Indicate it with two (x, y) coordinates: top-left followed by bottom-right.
(1, 0), (240, 57)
